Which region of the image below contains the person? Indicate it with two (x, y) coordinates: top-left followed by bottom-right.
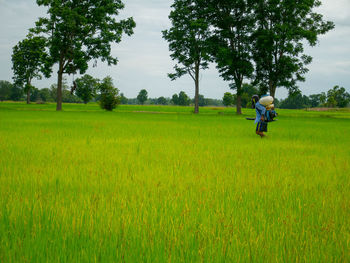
(252, 95), (267, 138)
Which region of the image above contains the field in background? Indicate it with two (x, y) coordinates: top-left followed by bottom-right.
(0, 102), (349, 262)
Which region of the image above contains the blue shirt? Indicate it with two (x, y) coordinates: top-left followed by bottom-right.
(255, 102), (266, 123)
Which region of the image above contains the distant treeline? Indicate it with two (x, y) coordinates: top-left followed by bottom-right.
(1, 78), (348, 109)
(0, 79), (223, 106)
(222, 84), (349, 109)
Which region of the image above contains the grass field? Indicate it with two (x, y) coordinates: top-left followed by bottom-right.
(0, 102), (349, 262)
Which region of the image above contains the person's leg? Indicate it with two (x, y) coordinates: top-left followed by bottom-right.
(256, 122), (266, 137)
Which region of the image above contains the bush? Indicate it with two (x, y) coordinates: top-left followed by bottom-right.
(98, 76), (120, 111)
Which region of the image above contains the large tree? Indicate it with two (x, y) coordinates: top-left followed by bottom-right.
(31, 0), (136, 111)
(12, 36), (51, 104)
(163, 0), (211, 114)
(252, 0), (334, 98)
(204, 0), (255, 115)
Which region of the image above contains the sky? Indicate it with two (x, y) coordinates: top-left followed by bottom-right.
(0, 0), (349, 99)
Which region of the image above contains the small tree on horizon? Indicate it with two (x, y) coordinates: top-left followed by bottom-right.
(223, 92), (234, 107)
(98, 76), (120, 111)
(75, 74), (99, 104)
(137, 89), (148, 105)
(178, 91), (190, 106)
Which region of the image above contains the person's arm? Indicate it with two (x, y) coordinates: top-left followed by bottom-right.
(256, 103), (266, 121)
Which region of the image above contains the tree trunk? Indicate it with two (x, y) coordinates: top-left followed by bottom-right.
(236, 95), (242, 115)
(194, 63), (200, 114)
(269, 80), (276, 98)
(56, 62), (64, 111)
(26, 79), (31, 104)
(26, 88), (30, 104)
(236, 81), (242, 115)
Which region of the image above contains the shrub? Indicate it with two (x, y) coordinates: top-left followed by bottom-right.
(98, 76), (120, 111)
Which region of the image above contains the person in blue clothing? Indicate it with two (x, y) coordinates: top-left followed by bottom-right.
(252, 95), (267, 138)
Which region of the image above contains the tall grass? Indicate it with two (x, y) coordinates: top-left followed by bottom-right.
(0, 102), (349, 262)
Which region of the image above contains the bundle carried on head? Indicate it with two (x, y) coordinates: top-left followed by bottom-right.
(259, 95), (274, 107)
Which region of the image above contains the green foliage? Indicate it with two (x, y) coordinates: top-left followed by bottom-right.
(0, 80), (14, 101)
(156, 96), (168, 105)
(171, 94), (179, 105)
(252, 0), (335, 97)
(75, 75), (99, 104)
(197, 94), (205, 107)
(324, 86), (350, 108)
(223, 92), (234, 107)
(279, 87), (350, 109)
(31, 0), (136, 110)
(309, 94), (323, 108)
(49, 80), (83, 103)
(120, 93), (128, 105)
(204, 0), (255, 114)
(163, 0), (211, 113)
(98, 76), (120, 111)
(11, 36), (51, 85)
(233, 84), (259, 108)
(172, 91), (191, 106)
(178, 91), (190, 106)
(12, 36), (51, 103)
(279, 92), (311, 109)
(137, 89), (148, 105)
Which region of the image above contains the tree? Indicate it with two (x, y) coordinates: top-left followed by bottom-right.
(30, 86), (40, 102)
(223, 92), (234, 107)
(49, 79), (82, 103)
(198, 94), (206, 106)
(137, 89), (148, 105)
(157, 96), (168, 105)
(0, 80), (13, 101)
(279, 91), (311, 109)
(239, 83), (259, 108)
(325, 86), (350, 108)
(178, 91), (190, 106)
(31, 0), (136, 111)
(98, 76), (120, 111)
(163, 0), (211, 114)
(309, 94), (322, 108)
(38, 88), (52, 102)
(205, 0), (255, 115)
(252, 0), (334, 98)
(9, 85), (24, 101)
(120, 93), (128, 104)
(12, 36), (51, 104)
(75, 74), (99, 104)
(171, 94), (179, 105)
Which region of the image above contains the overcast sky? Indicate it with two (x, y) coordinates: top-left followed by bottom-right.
(0, 0), (349, 99)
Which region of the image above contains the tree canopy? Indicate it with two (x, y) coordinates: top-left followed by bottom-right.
(163, 0), (211, 113)
(251, 0), (334, 97)
(137, 89), (148, 105)
(12, 36), (51, 104)
(204, 0), (255, 114)
(98, 76), (120, 111)
(75, 74), (99, 104)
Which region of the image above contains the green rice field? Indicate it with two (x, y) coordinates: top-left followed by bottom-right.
(0, 102), (349, 262)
